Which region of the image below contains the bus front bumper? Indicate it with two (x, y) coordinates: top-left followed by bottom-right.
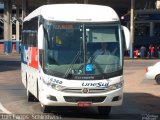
(39, 85), (123, 107)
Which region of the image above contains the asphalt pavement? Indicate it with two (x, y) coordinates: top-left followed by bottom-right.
(0, 53), (160, 120)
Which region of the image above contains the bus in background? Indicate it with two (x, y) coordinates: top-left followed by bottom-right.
(21, 4), (130, 115)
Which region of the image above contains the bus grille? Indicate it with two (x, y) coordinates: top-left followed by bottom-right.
(62, 88), (107, 93)
(64, 96), (106, 103)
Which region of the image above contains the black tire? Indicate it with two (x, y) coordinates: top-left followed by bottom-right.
(27, 90), (35, 102)
(98, 106), (111, 115)
(41, 104), (51, 113)
(26, 77), (35, 102)
(156, 75), (160, 84)
(34, 81), (39, 102)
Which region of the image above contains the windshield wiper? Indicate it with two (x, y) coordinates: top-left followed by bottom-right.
(64, 51), (81, 78)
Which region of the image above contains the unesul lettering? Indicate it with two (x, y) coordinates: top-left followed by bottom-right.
(82, 82), (108, 88)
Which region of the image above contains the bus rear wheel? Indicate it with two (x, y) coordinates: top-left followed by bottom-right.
(98, 106), (111, 115)
(27, 89), (35, 102)
(26, 79), (35, 102)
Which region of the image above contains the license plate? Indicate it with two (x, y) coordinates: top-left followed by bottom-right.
(77, 102), (92, 107)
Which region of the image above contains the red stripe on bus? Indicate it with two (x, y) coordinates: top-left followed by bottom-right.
(29, 47), (38, 69)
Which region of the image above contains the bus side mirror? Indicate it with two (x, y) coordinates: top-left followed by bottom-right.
(122, 26), (131, 50)
(38, 25), (44, 49)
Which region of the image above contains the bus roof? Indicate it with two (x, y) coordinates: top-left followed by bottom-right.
(24, 4), (120, 22)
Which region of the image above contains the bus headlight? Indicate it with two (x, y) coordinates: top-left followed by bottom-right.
(108, 81), (123, 91)
(51, 84), (66, 91)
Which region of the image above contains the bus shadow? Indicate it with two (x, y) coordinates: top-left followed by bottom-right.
(47, 92), (160, 120)
(49, 107), (140, 120)
(0, 60), (20, 72)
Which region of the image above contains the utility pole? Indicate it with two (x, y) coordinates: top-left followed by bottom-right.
(130, 0), (135, 58)
(47, 0), (51, 4)
(22, 0), (27, 20)
(4, 0), (12, 53)
(84, 0), (88, 4)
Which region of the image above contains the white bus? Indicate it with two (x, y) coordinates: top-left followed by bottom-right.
(21, 4), (130, 114)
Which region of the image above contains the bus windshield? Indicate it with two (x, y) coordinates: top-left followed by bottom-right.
(43, 21), (122, 79)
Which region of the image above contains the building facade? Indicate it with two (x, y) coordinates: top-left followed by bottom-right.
(0, 0), (160, 54)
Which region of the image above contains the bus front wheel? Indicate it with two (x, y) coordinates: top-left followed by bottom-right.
(155, 75), (160, 84)
(41, 104), (51, 113)
(98, 106), (111, 115)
